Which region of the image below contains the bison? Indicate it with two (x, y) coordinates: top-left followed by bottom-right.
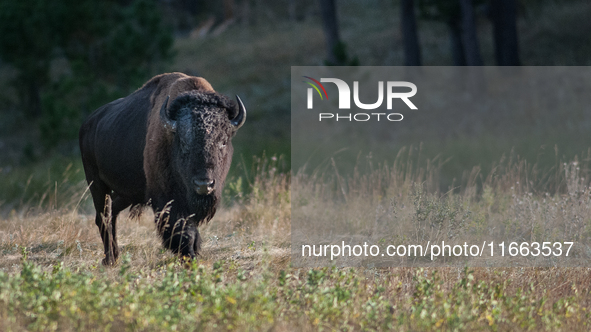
(79, 72), (246, 265)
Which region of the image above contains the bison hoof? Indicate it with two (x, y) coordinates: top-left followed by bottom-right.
(102, 257), (117, 266)
(181, 254), (195, 261)
(180, 254), (196, 264)
(180, 254), (196, 268)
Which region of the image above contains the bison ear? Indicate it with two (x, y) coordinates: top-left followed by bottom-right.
(159, 96), (176, 131)
(231, 95), (246, 129)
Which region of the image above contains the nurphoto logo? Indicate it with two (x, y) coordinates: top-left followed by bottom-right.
(304, 76), (418, 122)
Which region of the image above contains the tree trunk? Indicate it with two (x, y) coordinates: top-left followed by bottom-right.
(448, 18), (466, 66)
(318, 0), (342, 65)
(288, 0), (296, 21)
(490, 0), (520, 65)
(180, 0), (199, 15)
(400, 0), (422, 66)
(223, 0), (235, 20)
(254, 0), (262, 25)
(241, 0), (251, 26)
(459, 0), (483, 65)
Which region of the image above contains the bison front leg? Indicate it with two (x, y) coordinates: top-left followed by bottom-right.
(194, 229), (202, 255)
(156, 208), (198, 259)
(168, 220), (198, 259)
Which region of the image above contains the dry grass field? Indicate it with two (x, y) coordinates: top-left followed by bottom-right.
(2, 155), (591, 331)
(293, 150), (591, 266)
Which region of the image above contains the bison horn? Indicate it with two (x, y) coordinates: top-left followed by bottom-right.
(231, 95), (246, 129)
(159, 96), (176, 131)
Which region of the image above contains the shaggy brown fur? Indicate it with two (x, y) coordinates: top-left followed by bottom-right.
(144, 73), (215, 195)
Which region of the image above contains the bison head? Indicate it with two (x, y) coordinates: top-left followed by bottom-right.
(159, 91), (246, 217)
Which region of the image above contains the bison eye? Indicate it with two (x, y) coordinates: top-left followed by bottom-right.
(218, 141), (227, 149)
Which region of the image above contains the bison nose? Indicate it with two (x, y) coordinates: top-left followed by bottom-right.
(194, 178), (215, 195)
